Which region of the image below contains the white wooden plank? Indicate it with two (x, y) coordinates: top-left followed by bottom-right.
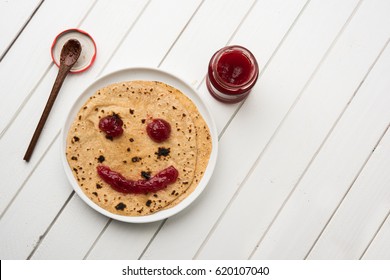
(30, 194), (109, 260)
(362, 213), (390, 259)
(101, 0), (202, 74)
(0, 135), (71, 259)
(27, 0), (203, 260)
(0, 0), (148, 216)
(196, 0), (390, 259)
(307, 126), (390, 259)
(252, 40), (390, 259)
(0, 0), (41, 57)
(0, 0), (95, 135)
(142, 0), (360, 259)
(86, 220), (161, 260)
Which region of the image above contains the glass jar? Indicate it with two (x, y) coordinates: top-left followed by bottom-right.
(206, 45), (259, 103)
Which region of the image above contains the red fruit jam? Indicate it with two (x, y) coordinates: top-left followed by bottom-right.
(99, 113), (124, 138)
(206, 45), (259, 103)
(97, 165), (179, 194)
(146, 119), (171, 142)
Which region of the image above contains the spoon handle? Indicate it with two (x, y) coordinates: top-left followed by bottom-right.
(23, 65), (71, 162)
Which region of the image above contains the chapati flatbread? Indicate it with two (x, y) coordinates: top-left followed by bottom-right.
(66, 81), (211, 216)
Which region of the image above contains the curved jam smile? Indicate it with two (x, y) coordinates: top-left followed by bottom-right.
(97, 165), (179, 194)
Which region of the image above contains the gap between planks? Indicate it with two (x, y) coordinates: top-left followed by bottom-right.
(360, 182), (390, 259)
(0, 0), (45, 63)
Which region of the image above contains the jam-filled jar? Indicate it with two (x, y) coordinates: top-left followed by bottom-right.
(206, 45), (259, 103)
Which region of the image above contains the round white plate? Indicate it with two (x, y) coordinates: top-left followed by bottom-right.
(61, 67), (218, 223)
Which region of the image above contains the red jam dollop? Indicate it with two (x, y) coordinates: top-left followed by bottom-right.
(217, 50), (252, 85)
(97, 165), (178, 194)
(146, 119), (171, 142)
(207, 45), (259, 103)
(99, 113), (124, 138)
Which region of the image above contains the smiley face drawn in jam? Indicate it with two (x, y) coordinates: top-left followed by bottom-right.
(97, 114), (178, 194)
(66, 81), (212, 216)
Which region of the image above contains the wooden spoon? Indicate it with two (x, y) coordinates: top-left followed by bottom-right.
(24, 39), (82, 162)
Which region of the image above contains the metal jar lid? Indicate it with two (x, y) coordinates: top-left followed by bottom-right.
(51, 28), (97, 73)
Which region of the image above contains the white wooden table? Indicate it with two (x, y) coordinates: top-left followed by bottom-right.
(1, 0), (390, 260)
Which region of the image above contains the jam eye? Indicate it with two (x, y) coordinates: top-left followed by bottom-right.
(146, 119), (171, 142)
(99, 113), (124, 139)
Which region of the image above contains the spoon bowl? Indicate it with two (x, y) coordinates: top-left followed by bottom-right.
(61, 39), (82, 67)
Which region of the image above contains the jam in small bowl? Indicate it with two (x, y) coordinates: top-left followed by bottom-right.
(206, 45), (259, 103)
